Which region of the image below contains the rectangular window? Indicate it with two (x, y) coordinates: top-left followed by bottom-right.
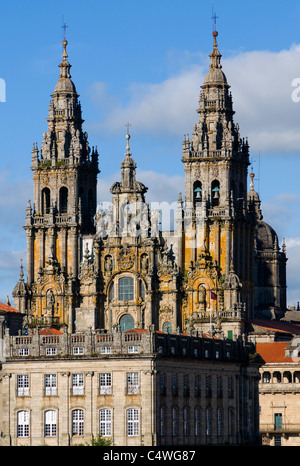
(72, 373), (84, 395)
(128, 345), (139, 353)
(172, 373), (178, 396)
(99, 373), (112, 395)
(160, 407), (166, 436)
(206, 375), (212, 397)
(228, 377), (234, 398)
(73, 347), (84, 355)
(17, 375), (29, 397)
(127, 372), (139, 395)
(45, 374), (57, 396)
(172, 407), (178, 436)
(127, 408), (139, 436)
(195, 375), (201, 397)
(100, 409), (112, 437)
(160, 373), (166, 395)
(206, 408), (212, 436)
(17, 411), (29, 437)
(18, 348), (29, 356)
(275, 413), (282, 431)
(195, 408), (201, 436)
(183, 408), (190, 436)
(217, 376), (223, 397)
(100, 346), (111, 354)
(44, 410), (57, 437)
(118, 277), (134, 301)
(46, 347), (57, 356)
(183, 374), (190, 397)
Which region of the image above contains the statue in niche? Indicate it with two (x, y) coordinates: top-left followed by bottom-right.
(140, 254), (148, 272)
(198, 285), (207, 313)
(105, 255), (113, 273)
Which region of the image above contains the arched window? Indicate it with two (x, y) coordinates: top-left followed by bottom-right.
(44, 410), (57, 437)
(118, 277), (134, 301)
(119, 313), (134, 332)
(72, 409), (84, 436)
(42, 187), (51, 215)
(211, 180), (220, 207)
(17, 410), (29, 437)
(127, 408), (139, 436)
(139, 280), (145, 301)
(108, 280), (114, 301)
(99, 409), (112, 437)
(59, 187), (68, 213)
(193, 181), (202, 205)
(162, 321), (172, 334)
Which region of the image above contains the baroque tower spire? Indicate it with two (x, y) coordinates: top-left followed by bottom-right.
(19, 38), (99, 331)
(180, 28), (253, 337)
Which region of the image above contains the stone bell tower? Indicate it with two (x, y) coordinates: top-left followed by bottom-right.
(178, 29), (255, 337)
(13, 38), (99, 330)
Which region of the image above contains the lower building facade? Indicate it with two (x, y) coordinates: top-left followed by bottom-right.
(0, 327), (262, 446)
(257, 338), (300, 447)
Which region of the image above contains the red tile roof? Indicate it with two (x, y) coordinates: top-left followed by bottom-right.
(256, 342), (293, 363)
(250, 318), (300, 335)
(0, 302), (20, 313)
(39, 328), (63, 335)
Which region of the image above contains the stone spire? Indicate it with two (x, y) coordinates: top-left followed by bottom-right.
(183, 29), (249, 160)
(110, 132), (147, 198)
(33, 38), (98, 169)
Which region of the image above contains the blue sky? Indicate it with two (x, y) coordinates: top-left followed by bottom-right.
(1, 0), (300, 307)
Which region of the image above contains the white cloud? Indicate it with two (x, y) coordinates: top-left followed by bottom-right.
(89, 44), (300, 154)
(89, 66), (204, 136)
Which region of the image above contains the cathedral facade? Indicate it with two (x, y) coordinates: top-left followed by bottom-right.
(12, 30), (287, 339)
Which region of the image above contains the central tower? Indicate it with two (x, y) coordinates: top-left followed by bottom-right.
(178, 30), (255, 337)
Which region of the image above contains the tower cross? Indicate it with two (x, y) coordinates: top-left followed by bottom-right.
(125, 123), (131, 135)
(61, 17), (68, 40)
(211, 8), (219, 32)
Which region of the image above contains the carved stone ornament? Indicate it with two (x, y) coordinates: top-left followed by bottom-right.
(118, 247), (135, 270)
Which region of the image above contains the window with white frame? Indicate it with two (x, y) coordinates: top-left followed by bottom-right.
(17, 375), (29, 396)
(45, 374), (57, 396)
(127, 408), (139, 436)
(100, 346), (111, 354)
(127, 372), (139, 395)
(18, 348), (29, 356)
(72, 373), (84, 395)
(46, 347), (57, 356)
(72, 409), (84, 436)
(44, 410), (57, 437)
(99, 373), (112, 395)
(17, 410), (29, 437)
(99, 409), (112, 437)
(128, 345), (139, 353)
(73, 346), (84, 355)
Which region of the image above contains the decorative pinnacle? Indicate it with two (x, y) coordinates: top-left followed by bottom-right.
(125, 133), (131, 156)
(62, 39), (68, 59)
(250, 172), (255, 190)
(125, 123), (132, 156)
